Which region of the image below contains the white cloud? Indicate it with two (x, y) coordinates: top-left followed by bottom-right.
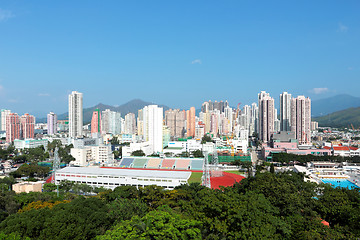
(0, 9), (14, 22)
(310, 88), (329, 94)
(38, 93), (50, 97)
(338, 22), (348, 33)
(191, 59), (202, 64)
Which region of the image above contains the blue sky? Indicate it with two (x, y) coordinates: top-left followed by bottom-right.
(0, 1), (359, 117)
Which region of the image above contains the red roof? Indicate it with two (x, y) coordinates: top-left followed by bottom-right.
(324, 146), (359, 151)
(321, 219), (330, 227)
(333, 146), (350, 151)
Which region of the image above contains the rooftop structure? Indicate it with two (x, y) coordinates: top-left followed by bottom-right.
(55, 167), (191, 190)
(118, 157), (204, 170)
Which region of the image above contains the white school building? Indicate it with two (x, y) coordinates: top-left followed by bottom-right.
(54, 167), (191, 190)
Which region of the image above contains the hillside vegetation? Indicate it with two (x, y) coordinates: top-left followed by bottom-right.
(313, 107), (360, 128)
(312, 94), (360, 117)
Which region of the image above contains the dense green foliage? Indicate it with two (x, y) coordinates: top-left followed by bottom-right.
(192, 149), (204, 158)
(47, 140), (75, 164)
(131, 150), (145, 156)
(272, 152), (360, 164)
(201, 135), (214, 144)
(0, 140), (74, 164)
(0, 145), (16, 160)
(0, 197), (111, 240)
(10, 164), (50, 179)
(0, 172), (358, 239)
(97, 206), (202, 240)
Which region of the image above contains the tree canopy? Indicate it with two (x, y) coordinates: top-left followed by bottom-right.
(0, 172), (358, 239)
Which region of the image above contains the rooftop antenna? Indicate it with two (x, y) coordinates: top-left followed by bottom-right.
(201, 151), (211, 188)
(52, 147), (61, 184)
(210, 148), (223, 177)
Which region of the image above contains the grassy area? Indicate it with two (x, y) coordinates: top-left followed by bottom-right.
(224, 170), (246, 175)
(188, 172), (203, 183)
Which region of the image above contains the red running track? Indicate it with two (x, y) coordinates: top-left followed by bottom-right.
(45, 175), (54, 183)
(210, 172), (246, 189)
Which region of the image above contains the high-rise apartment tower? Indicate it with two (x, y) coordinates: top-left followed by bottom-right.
(68, 91), (83, 138)
(280, 92), (292, 131)
(47, 112), (57, 135)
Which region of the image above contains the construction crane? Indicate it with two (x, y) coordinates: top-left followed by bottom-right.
(226, 136), (235, 157)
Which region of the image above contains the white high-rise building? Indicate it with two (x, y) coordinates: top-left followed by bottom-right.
(113, 112), (122, 135)
(240, 105), (251, 136)
(102, 109), (121, 135)
(258, 91), (275, 143)
(47, 112), (57, 135)
(124, 113), (136, 134)
(251, 103), (258, 136)
(291, 96), (311, 145)
(274, 108), (281, 132)
(224, 106), (233, 133)
(280, 92), (292, 131)
(120, 117), (125, 134)
(68, 91), (83, 138)
(137, 109), (144, 137)
(1, 109), (11, 132)
(143, 105), (163, 153)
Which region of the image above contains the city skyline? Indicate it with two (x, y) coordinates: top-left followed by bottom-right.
(0, 1), (359, 116)
(0, 90), (347, 119)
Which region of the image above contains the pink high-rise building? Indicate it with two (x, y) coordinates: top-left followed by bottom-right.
(6, 113), (20, 143)
(165, 109), (186, 138)
(210, 112), (219, 136)
(258, 91), (275, 143)
(291, 96), (311, 145)
(186, 107), (195, 137)
(91, 109), (101, 134)
(20, 113), (35, 139)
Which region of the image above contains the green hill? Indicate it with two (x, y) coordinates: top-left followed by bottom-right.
(313, 107), (360, 128)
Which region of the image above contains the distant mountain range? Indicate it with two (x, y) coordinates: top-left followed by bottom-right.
(37, 99), (170, 123)
(311, 94), (360, 117)
(313, 107), (360, 129)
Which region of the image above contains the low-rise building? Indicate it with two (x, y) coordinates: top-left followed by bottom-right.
(70, 144), (114, 166)
(262, 131), (332, 160)
(12, 181), (44, 193)
(323, 145), (360, 157)
(14, 139), (49, 150)
(54, 167), (191, 190)
(122, 142), (154, 157)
